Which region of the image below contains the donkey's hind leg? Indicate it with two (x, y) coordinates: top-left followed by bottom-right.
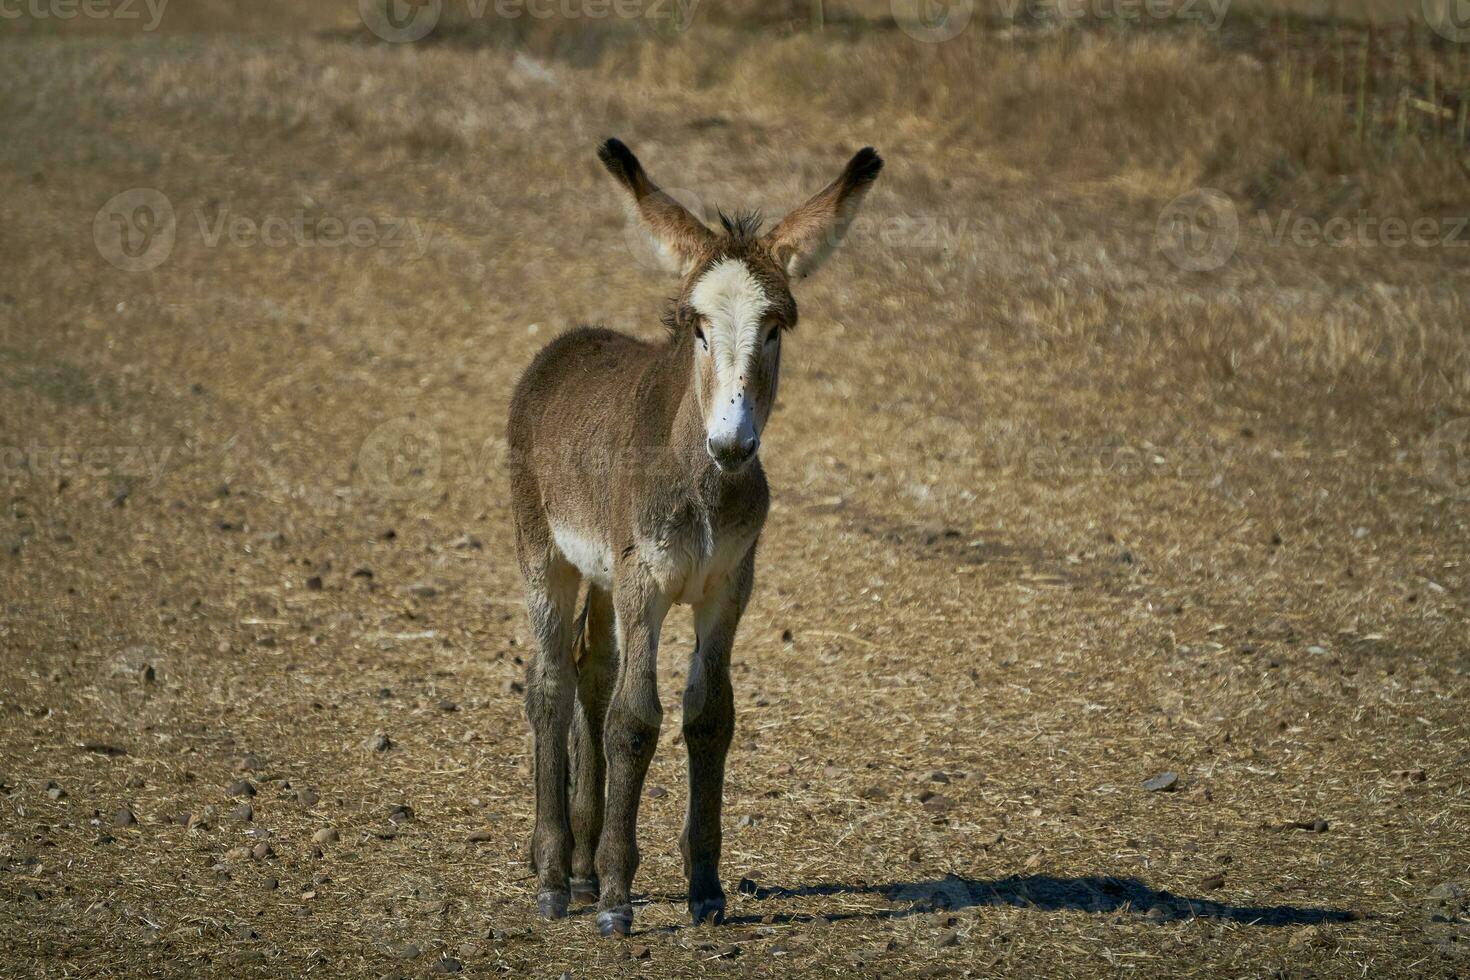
(569, 585), (616, 905)
(520, 551), (581, 920)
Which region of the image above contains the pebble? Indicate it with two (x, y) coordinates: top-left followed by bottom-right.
(251, 841), (273, 861)
(1142, 772), (1178, 792)
(646, 785), (668, 799)
(921, 795), (954, 815)
(466, 830), (494, 843)
(262, 877), (278, 891)
(113, 808), (137, 827)
(365, 733), (394, 752)
(313, 828), (339, 844)
(1199, 874), (1225, 890)
(297, 788), (321, 808)
(398, 944), (421, 960)
(432, 957), (463, 973)
(626, 944), (651, 960)
(936, 929), (959, 948)
(388, 804), (414, 824)
(1428, 882), (1465, 902)
(232, 803), (254, 823)
(229, 780), (257, 797)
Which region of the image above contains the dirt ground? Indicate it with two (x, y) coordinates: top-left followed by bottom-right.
(2, 1), (1469, 977)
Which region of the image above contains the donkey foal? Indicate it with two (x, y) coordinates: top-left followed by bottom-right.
(507, 138), (881, 936)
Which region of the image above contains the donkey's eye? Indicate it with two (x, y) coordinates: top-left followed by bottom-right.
(693, 323), (707, 348)
(764, 328), (780, 348)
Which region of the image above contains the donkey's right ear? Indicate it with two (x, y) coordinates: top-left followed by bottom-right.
(598, 138), (715, 276)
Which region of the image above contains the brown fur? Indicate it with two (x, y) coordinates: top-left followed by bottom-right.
(507, 138), (881, 934)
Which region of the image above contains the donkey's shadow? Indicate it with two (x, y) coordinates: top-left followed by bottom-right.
(708, 873), (1356, 928)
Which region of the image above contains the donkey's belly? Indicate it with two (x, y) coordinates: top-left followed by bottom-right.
(550, 522), (615, 589)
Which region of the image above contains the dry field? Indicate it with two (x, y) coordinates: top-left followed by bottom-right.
(2, 1), (1469, 976)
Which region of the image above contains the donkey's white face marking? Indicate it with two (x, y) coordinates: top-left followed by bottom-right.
(690, 258), (772, 470)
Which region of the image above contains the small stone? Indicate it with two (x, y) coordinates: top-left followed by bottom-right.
(251, 841), (273, 861)
(1428, 882), (1465, 902)
(737, 814), (757, 828)
(627, 944), (651, 960)
(388, 803), (414, 824)
(466, 830), (494, 843)
(262, 877), (279, 891)
(232, 803), (254, 823)
(229, 780), (257, 797)
(859, 785), (888, 801)
(364, 733), (393, 752)
(936, 929), (959, 948)
(113, 808), (137, 827)
(432, 957), (463, 973)
(297, 788), (321, 808)
(921, 795), (954, 815)
(305, 575), (323, 591)
(646, 785), (668, 799)
(312, 827), (338, 844)
(398, 943), (421, 960)
(1145, 905), (1170, 924)
(1142, 772), (1178, 792)
(409, 583), (439, 599)
(929, 772), (950, 784)
(437, 700), (458, 713)
(46, 783), (66, 800)
(1199, 874), (1225, 891)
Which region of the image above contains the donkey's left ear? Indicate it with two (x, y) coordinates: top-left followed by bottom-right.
(763, 147), (883, 280)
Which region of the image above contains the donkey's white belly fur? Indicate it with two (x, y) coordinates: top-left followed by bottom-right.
(551, 523), (614, 589)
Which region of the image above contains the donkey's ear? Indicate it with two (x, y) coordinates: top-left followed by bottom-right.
(764, 147), (883, 280)
(598, 138), (715, 276)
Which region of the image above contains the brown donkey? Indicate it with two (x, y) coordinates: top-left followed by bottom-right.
(507, 138), (881, 936)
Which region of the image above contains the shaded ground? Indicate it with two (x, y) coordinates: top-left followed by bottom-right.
(1, 3), (1468, 977)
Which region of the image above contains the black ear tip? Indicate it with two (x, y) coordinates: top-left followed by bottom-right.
(847, 146), (884, 184)
(597, 137), (637, 175)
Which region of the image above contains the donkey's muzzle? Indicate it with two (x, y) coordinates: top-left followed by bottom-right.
(708, 434), (758, 473)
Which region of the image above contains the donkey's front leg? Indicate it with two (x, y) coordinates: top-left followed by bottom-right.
(595, 577), (669, 937)
(681, 554), (750, 926)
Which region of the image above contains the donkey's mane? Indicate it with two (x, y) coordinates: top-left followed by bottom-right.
(717, 209), (763, 243)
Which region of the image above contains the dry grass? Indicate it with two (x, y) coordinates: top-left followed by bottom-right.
(1, 2), (1468, 977)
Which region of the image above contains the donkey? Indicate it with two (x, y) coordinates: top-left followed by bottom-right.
(507, 137), (882, 936)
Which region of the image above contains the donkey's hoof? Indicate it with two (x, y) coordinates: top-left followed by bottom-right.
(596, 906), (635, 937)
(570, 876), (600, 905)
(689, 894), (727, 926)
(536, 890), (570, 920)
